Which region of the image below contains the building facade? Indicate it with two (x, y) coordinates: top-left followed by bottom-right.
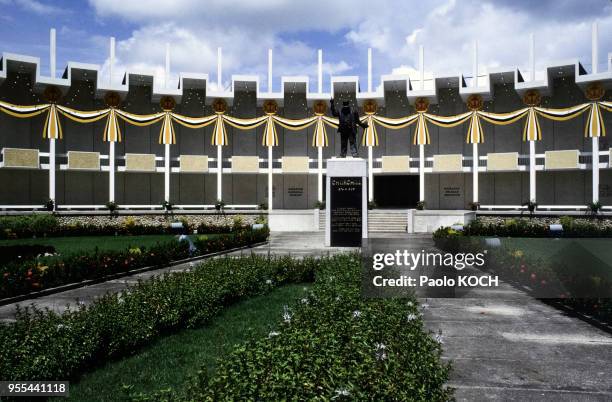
(0, 41), (611, 212)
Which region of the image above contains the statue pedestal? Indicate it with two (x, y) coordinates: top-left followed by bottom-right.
(325, 158), (368, 247)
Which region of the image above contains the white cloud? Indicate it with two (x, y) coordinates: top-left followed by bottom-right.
(14, 0), (62, 14)
(87, 0), (610, 87)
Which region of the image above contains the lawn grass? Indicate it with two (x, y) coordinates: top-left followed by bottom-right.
(0, 234), (218, 255)
(60, 283), (310, 402)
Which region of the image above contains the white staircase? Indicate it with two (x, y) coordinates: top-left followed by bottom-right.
(318, 209), (409, 233)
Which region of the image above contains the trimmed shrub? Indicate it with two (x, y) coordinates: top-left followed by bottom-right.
(461, 217), (612, 238)
(0, 215), (249, 239)
(1, 228), (269, 299)
(0, 254), (316, 382)
(131, 255), (452, 401)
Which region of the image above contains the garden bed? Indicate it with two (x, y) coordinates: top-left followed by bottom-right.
(128, 254), (452, 401)
(1, 254), (452, 401)
(0, 214), (266, 239)
(1, 228), (269, 300)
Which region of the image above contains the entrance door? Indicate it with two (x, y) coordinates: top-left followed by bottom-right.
(373, 175), (419, 208)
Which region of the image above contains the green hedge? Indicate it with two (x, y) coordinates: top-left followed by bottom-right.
(129, 254), (452, 401)
(0, 253), (315, 382)
(0, 215), (241, 240)
(460, 217), (612, 238)
(1, 228), (269, 299)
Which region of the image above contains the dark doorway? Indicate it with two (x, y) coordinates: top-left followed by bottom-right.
(373, 175), (419, 208)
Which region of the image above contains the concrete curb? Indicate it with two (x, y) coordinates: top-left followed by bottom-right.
(0, 241), (268, 307)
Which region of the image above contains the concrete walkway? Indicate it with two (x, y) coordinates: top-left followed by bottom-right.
(399, 239), (612, 401)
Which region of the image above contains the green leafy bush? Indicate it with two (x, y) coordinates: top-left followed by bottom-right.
(0, 253), (315, 382)
(0, 215), (249, 240)
(1, 228), (269, 299)
(462, 217), (612, 238)
(140, 254), (452, 401)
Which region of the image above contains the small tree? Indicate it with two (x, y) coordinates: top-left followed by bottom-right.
(586, 201), (602, 218)
(416, 200), (426, 210)
(522, 200), (537, 217)
(43, 198), (55, 212)
(215, 199), (226, 215)
(105, 201), (119, 218)
(161, 200), (174, 218)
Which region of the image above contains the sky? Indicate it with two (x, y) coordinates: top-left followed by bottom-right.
(0, 0), (610, 92)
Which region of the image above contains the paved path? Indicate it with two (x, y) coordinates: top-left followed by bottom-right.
(398, 236), (612, 401)
(0, 232), (351, 322)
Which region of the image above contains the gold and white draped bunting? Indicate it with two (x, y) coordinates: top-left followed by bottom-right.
(56, 105), (110, 123)
(221, 114), (268, 146)
(103, 109), (121, 142)
(159, 112), (175, 145)
(467, 112), (484, 144)
(361, 114), (378, 146)
(312, 116), (337, 147)
(0, 99), (610, 146)
(0, 100), (49, 118)
(263, 115), (278, 147)
(522, 107), (541, 141)
(43, 104), (62, 140)
(212, 115), (228, 146)
(413, 113), (430, 145)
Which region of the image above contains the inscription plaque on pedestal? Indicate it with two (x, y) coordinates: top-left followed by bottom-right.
(330, 177), (362, 246)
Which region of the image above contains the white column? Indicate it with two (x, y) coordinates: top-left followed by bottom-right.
(592, 22), (598, 74)
(419, 144), (425, 201)
(109, 37), (115, 86)
(49, 138), (56, 204)
(318, 49), (323, 93)
(217, 47), (222, 90)
(529, 140), (536, 202)
(216, 145), (222, 201)
(472, 143), (479, 203)
(109, 141), (115, 202)
(419, 45), (424, 90)
(472, 40), (478, 88)
(50, 28), (56, 78)
(268, 145), (273, 210)
(317, 146), (323, 202)
(268, 48), (273, 93)
(165, 43), (170, 89)
(164, 143), (170, 202)
(368, 146), (373, 202)
(529, 33), (535, 82)
(367, 48), (372, 92)
(593, 136), (599, 202)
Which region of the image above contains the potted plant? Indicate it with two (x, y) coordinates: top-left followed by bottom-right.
(258, 202), (268, 210)
(368, 200), (378, 210)
(416, 200), (426, 210)
(468, 201), (480, 211)
(162, 200), (174, 218)
(215, 199), (226, 212)
(522, 200), (537, 217)
(586, 201), (602, 218)
(105, 201), (118, 218)
(43, 198), (55, 212)
(314, 200), (325, 210)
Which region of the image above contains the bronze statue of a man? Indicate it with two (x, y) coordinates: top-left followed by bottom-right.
(330, 98), (368, 158)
